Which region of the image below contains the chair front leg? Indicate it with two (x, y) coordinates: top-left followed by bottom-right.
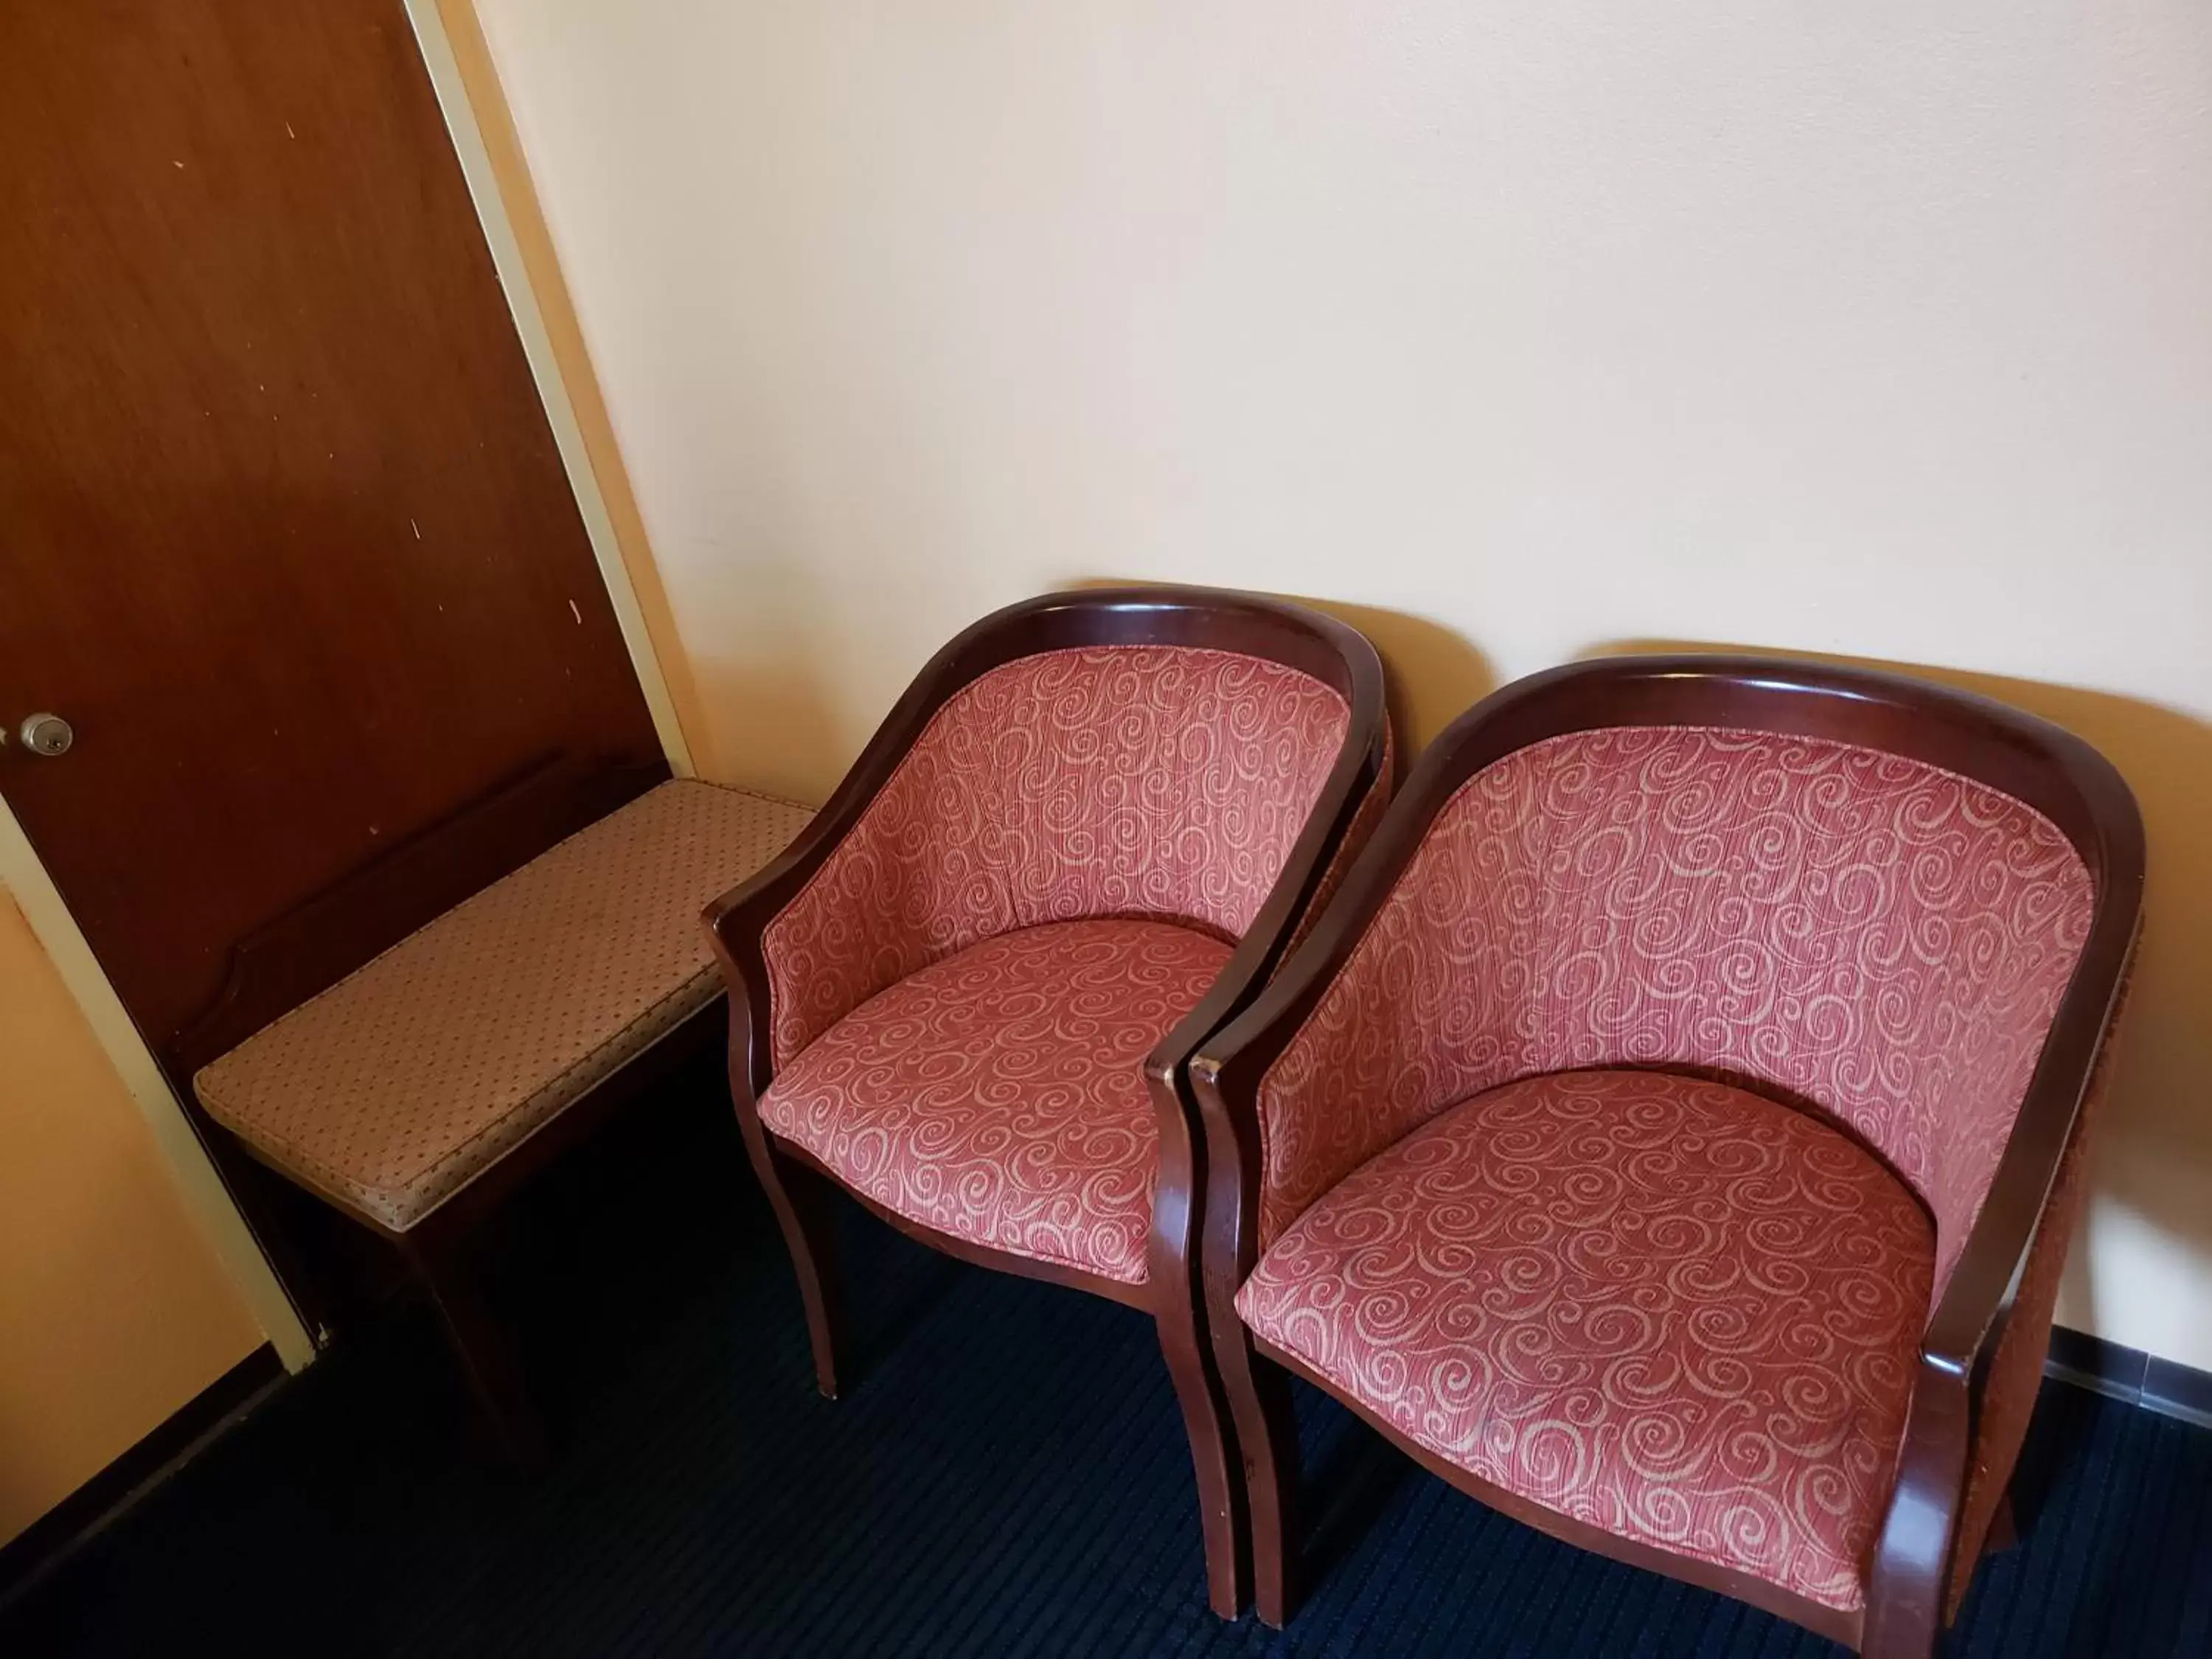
(737, 1110), (848, 1399)
(1150, 1070), (1252, 1618)
(1862, 1361), (1970, 1659)
(1219, 1325), (1304, 1627)
(1152, 1277), (1249, 1618)
(1982, 1489), (2018, 1557)
(1862, 1582), (1943, 1659)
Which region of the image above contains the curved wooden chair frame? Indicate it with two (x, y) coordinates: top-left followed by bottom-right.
(1188, 655), (2143, 1653)
(703, 584), (1390, 1615)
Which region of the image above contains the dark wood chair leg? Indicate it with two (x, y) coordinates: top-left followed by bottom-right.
(1984, 1489), (2019, 1556)
(1938, 1489), (2017, 1633)
(401, 1234), (546, 1470)
(738, 1118), (847, 1399)
(1154, 1294), (1249, 1618)
(1863, 1607), (1942, 1659)
(1220, 1332), (1303, 1627)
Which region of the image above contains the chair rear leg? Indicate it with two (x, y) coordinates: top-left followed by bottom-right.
(739, 1117), (848, 1399)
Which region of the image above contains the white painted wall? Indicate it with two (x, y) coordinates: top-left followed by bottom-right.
(472, 0), (2212, 1368)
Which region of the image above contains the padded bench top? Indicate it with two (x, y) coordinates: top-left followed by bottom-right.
(195, 781), (813, 1234)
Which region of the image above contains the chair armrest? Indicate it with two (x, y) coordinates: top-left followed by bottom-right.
(1147, 721), (1391, 1094)
(1868, 914), (2140, 1635)
(702, 646), (984, 1103)
(1146, 713), (1391, 1302)
(702, 811), (862, 1107)
(1185, 941), (1354, 1351)
(1184, 728), (1442, 1333)
(1918, 953), (2131, 1376)
(1146, 720), (1394, 1089)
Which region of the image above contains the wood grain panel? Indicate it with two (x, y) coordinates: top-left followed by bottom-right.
(0, 0), (661, 1050)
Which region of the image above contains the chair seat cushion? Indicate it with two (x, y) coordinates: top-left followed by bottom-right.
(759, 919), (1234, 1284)
(195, 782), (813, 1232)
(1237, 1068), (1934, 1613)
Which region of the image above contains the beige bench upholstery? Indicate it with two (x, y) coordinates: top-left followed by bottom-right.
(196, 782), (812, 1234)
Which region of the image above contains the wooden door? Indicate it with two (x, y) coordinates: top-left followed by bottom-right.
(0, 2), (664, 1314)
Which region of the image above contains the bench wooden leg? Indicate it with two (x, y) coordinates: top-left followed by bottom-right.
(402, 1235), (546, 1470)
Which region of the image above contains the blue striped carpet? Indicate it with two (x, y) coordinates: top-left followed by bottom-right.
(10, 1088), (2210, 1657)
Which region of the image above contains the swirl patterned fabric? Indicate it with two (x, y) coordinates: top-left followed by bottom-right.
(1238, 1068), (1934, 1612)
(1281, 720), (1394, 965)
(763, 646), (1349, 1068)
(1253, 726), (2094, 1293)
(760, 919), (1234, 1284)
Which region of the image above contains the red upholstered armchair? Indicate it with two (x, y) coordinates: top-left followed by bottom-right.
(703, 586), (1389, 1613)
(1190, 657), (2141, 1655)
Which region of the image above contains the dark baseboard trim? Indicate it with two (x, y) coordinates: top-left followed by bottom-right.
(0, 1343), (285, 1611)
(2046, 1323), (2212, 1430)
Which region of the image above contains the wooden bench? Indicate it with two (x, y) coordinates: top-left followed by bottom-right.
(191, 776), (813, 1458)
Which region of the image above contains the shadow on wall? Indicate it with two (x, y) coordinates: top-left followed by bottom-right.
(689, 577), (1507, 813)
(1589, 639), (2212, 1353)
(1301, 599), (1500, 759)
(686, 657), (846, 807)
(680, 558), (852, 807)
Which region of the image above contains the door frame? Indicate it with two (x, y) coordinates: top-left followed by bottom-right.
(1, 802), (316, 1369)
(6, 0), (697, 1377)
(406, 0), (697, 780)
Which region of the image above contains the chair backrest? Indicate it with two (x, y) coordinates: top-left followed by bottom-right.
(1242, 658), (2141, 1301)
(754, 589), (1390, 1070)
